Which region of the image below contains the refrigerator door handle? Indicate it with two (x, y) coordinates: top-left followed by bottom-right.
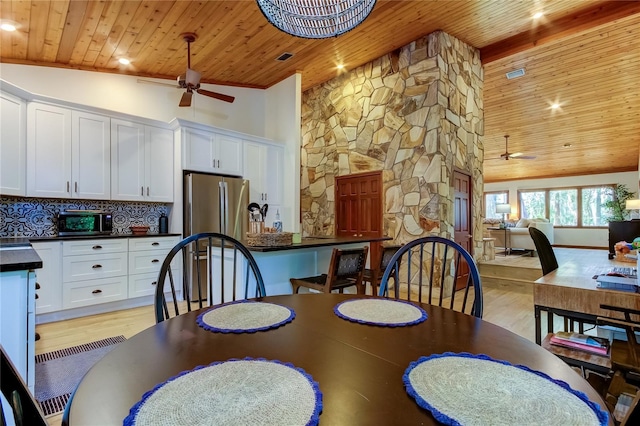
(219, 181), (228, 234)
(187, 174), (193, 237)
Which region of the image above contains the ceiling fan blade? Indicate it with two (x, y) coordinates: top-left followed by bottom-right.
(137, 78), (180, 88)
(186, 68), (201, 86)
(179, 91), (193, 107)
(197, 89), (235, 103)
(514, 155), (536, 160)
(509, 152), (524, 157)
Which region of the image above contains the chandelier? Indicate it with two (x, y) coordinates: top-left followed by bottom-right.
(256, 0), (377, 39)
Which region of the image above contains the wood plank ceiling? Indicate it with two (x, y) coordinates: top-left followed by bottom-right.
(1, 0), (639, 183)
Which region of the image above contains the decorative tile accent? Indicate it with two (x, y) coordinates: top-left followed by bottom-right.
(0, 197), (169, 237)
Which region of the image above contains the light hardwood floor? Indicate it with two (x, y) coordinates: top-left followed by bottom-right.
(36, 247), (602, 425)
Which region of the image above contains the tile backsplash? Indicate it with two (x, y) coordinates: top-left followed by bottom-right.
(0, 197), (169, 237)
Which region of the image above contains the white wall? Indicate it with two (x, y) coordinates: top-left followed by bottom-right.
(264, 73), (302, 232)
(485, 171), (639, 248)
(0, 64), (268, 137)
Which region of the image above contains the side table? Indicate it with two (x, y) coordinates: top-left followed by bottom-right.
(487, 227), (509, 256)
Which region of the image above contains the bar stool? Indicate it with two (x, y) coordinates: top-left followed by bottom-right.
(290, 247), (368, 294)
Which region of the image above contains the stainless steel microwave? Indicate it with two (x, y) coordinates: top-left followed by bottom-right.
(57, 210), (113, 236)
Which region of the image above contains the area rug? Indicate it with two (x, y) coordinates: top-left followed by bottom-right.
(35, 335), (126, 416)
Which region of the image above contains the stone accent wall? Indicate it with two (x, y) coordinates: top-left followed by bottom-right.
(300, 31), (485, 256)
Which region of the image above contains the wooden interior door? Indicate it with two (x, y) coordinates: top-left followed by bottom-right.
(453, 170), (472, 290)
(335, 171), (383, 266)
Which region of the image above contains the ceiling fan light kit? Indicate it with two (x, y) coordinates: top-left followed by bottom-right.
(256, 0), (377, 39)
(176, 33), (235, 107)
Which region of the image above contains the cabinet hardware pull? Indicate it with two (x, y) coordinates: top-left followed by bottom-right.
(141, 186), (144, 196)
(152, 259), (159, 263)
(35, 283), (41, 289)
(66, 181), (70, 192)
(151, 281), (157, 286)
(75, 181), (78, 193)
(353, 234), (358, 237)
(152, 242), (160, 246)
(92, 264), (102, 269)
(147, 186), (149, 196)
(217, 160), (220, 168)
(359, 234), (363, 237)
(92, 289), (102, 294)
(92, 245), (102, 250)
(35, 294), (39, 299)
(213, 158), (216, 167)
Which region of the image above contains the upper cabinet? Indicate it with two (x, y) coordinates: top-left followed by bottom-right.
(182, 127), (242, 176)
(0, 91), (26, 196)
(243, 141), (283, 206)
(111, 119), (174, 202)
(26, 103), (110, 199)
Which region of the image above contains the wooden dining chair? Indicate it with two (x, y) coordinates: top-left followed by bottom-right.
(289, 246), (368, 294)
(155, 232), (267, 323)
(362, 245), (402, 296)
(528, 227), (558, 275)
(378, 236), (483, 318)
(0, 345), (47, 426)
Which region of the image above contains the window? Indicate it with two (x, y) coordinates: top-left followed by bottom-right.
(484, 191), (508, 219)
(516, 185), (615, 228)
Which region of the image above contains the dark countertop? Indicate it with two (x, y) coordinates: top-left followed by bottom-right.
(29, 233), (182, 242)
(245, 235), (392, 252)
(0, 238), (43, 272)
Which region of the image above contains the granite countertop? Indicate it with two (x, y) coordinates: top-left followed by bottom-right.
(245, 235), (392, 252)
(0, 238), (43, 273)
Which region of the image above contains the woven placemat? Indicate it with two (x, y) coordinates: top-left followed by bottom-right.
(334, 298), (427, 327)
(124, 358), (322, 426)
(404, 352), (609, 426)
(197, 300), (295, 333)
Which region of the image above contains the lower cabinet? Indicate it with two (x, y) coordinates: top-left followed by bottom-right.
(31, 235), (180, 317)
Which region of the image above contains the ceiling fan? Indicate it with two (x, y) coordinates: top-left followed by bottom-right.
(138, 33), (235, 107)
(493, 134), (536, 160)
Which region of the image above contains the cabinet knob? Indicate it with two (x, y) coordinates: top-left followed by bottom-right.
(152, 242), (160, 246)
(92, 289), (102, 294)
(151, 259), (159, 263)
(92, 264), (102, 269)
(92, 245), (102, 250)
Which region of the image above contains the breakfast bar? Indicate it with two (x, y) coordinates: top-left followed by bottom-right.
(245, 236), (391, 295)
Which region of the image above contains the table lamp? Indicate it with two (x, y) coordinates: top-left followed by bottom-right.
(496, 204), (512, 227)
(625, 199), (640, 220)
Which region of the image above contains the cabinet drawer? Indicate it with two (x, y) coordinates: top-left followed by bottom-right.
(63, 253), (127, 282)
(62, 276), (127, 309)
(63, 239), (127, 256)
(128, 271), (182, 299)
(128, 250), (166, 275)
(128, 236), (180, 252)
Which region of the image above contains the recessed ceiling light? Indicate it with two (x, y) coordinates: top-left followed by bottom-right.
(0, 21), (17, 32)
(532, 12), (544, 20)
(551, 103), (560, 110)
(118, 58), (131, 65)
(336, 64), (344, 70)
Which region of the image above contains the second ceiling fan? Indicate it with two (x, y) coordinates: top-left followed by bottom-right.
(495, 134), (536, 160)
(176, 33), (235, 107)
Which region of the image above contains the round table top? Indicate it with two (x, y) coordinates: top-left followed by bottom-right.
(66, 293), (608, 425)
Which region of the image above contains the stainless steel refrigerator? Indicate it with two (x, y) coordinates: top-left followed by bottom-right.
(183, 172), (250, 299)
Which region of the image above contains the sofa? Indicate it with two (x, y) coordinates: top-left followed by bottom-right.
(486, 218), (554, 253)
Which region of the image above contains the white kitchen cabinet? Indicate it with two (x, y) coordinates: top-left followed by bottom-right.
(243, 141), (283, 206)
(0, 91), (26, 196)
(27, 103), (110, 199)
(183, 127), (242, 176)
(128, 236), (181, 298)
(0, 269), (36, 392)
(31, 241), (63, 314)
(111, 119), (174, 202)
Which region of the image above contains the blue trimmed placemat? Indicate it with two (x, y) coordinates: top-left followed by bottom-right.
(334, 298), (427, 327)
(403, 352), (609, 426)
(197, 300), (295, 333)
(124, 358), (322, 426)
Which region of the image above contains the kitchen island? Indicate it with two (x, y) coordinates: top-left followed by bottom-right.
(244, 235), (391, 295)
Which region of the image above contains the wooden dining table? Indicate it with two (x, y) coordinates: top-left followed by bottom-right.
(64, 293), (610, 425)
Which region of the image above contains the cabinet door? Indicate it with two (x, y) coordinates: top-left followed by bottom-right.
(243, 141), (267, 203)
(215, 134), (243, 175)
(111, 119), (145, 201)
(72, 111), (110, 199)
(0, 92), (26, 196)
(31, 241), (63, 314)
(27, 102), (72, 198)
(265, 144), (284, 206)
(184, 128), (216, 173)
(145, 126), (174, 202)
(0, 271), (29, 383)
